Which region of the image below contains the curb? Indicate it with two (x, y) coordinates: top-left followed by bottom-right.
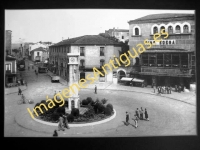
(33, 109), (116, 127)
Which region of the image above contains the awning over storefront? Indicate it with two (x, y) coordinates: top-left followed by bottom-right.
(120, 77), (133, 81)
(132, 78), (144, 83)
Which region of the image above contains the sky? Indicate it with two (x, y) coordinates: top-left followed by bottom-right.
(5, 9), (195, 44)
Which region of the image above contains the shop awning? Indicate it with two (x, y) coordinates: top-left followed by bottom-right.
(132, 78), (144, 83)
(120, 77), (133, 81)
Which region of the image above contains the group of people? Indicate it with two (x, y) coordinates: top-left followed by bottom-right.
(57, 114), (70, 131)
(175, 85), (184, 93)
(126, 107), (149, 128)
(18, 87), (26, 104)
(156, 86), (172, 94)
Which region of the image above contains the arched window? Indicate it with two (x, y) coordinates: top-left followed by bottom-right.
(160, 26), (165, 33)
(168, 26), (173, 34)
(153, 27), (158, 34)
(80, 59), (85, 69)
(135, 28), (139, 35)
(175, 25), (181, 33)
(183, 25), (189, 33)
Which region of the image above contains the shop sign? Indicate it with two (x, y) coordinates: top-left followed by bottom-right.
(147, 39), (176, 45)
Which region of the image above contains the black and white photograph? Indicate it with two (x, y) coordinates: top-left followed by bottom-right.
(4, 9), (196, 137)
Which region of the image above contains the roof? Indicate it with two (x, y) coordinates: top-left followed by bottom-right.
(106, 29), (129, 32)
(30, 47), (46, 53)
(128, 13), (194, 23)
(50, 35), (123, 47)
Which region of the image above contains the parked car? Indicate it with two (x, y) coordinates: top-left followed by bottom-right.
(51, 76), (60, 83)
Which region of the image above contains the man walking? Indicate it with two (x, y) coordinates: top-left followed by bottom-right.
(133, 113), (139, 128)
(18, 87), (22, 95)
(95, 85), (97, 94)
(140, 107), (144, 120)
(126, 112), (130, 125)
(136, 108), (139, 119)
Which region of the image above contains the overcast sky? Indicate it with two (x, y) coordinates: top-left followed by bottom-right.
(5, 9), (195, 44)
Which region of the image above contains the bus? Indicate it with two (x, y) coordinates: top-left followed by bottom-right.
(38, 67), (47, 73)
(17, 60), (25, 71)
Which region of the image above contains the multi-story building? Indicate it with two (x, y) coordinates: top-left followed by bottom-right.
(5, 55), (17, 85)
(49, 35), (124, 83)
(30, 47), (48, 62)
(105, 28), (129, 43)
(5, 30), (12, 55)
(128, 13), (195, 89)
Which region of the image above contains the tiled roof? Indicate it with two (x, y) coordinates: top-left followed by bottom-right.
(128, 13), (194, 23)
(50, 35), (122, 47)
(30, 47), (46, 52)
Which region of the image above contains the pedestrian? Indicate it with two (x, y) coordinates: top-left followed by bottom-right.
(126, 112), (130, 125)
(94, 85), (97, 94)
(133, 113), (139, 128)
(144, 108), (149, 121)
(58, 115), (65, 131)
(153, 85), (156, 93)
(139, 107), (144, 120)
(63, 115), (70, 129)
(25, 81), (28, 87)
(18, 87), (22, 95)
(21, 94), (25, 104)
(169, 86), (172, 94)
(166, 86), (169, 94)
(136, 108), (139, 118)
(53, 130), (58, 137)
(175, 85), (177, 92)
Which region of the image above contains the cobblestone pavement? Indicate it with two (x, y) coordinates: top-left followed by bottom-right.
(4, 59), (196, 137)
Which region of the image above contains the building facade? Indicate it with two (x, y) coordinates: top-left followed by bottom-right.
(30, 47), (48, 62)
(49, 35), (124, 83)
(5, 55), (17, 85)
(5, 30), (12, 55)
(105, 28), (129, 43)
(128, 13), (195, 89)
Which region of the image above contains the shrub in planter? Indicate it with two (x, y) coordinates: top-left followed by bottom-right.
(52, 110), (60, 121)
(106, 103), (113, 112)
(101, 98), (108, 105)
(57, 106), (65, 115)
(104, 107), (112, 116)
(97, 103), (106, 113)
(67, 114), (74, 122)
(82, 99), (88, 105)
(86, 97), (93, 104)
(71, 108), (79, 117)
(40, 100), (46, 104)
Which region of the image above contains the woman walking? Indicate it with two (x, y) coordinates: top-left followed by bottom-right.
(58, 115), (65, 131)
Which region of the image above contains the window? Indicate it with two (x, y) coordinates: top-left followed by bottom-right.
(100, 59), (105, 68)
(122, 36), (124, 39)
(153, 27), (158, 34)
(135, 57), (139, 66)
(168, 26), (173, 34)
(183, 25), (189, 33)
(6, 64), (11, 70)
(172, 54), (179, 67)
(37, 52), (39, 56)
(142, 54), (148, 66)
(100, 47), (104, 56)
(135, 28), (139, 35)
(191, 55), (195, 66)
(181, 54), (188, 68)
(80, 47), (85, 56)
(149, 54), (156, 67)
(175, 25), (181, 33)
(160, 26), (165, 33)
(157, 54), (163, 67)
(80, 59), (85, 69)
(164, 54), (171, 67)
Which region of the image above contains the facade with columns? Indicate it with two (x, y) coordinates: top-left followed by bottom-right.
(128, 13), (195, 88)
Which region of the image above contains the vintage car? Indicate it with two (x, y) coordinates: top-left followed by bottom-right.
(51, 75), (60, 82)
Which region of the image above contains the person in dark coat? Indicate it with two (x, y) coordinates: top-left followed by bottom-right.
(136, 108), (139, 118)
(63, 115), (70, 129)
(144, 108), (149, 121)
(94, 85), (97, 94)
(139, 107), (144, 120)
(18, 87), (22, 95)
(53, 130), (58, 137)
(126, 112), (129, 124)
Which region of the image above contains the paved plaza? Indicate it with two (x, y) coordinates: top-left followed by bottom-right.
(4, 60), (196, 137)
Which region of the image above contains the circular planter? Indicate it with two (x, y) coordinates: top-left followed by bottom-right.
(33, 109), (116, 127)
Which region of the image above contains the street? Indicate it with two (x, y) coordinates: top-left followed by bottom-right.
(4, 60), (196, 137)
